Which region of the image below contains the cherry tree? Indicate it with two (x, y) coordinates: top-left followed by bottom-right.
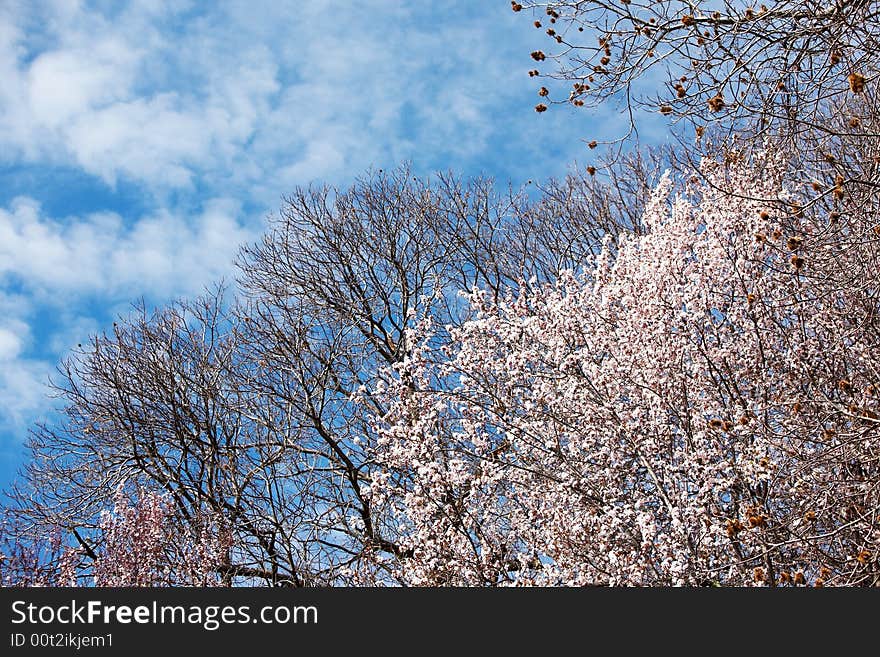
(365, 152), (880, 586)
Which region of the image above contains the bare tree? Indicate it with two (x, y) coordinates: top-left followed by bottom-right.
(7, 288), (270, 579)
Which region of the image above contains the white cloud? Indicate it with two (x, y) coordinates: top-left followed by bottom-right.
(66, 94), (210, 187)
(0, 3), (281, 189)
(0, 357), (51, 427)
(0, 196), (257, 299)
(1, 1), (589, 197)
(0, 326), (23, 361)
(26, 39), (138, 128)
(0, 291), (44, 435)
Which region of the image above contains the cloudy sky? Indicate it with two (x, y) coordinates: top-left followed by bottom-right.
(0, 1), (663, 489)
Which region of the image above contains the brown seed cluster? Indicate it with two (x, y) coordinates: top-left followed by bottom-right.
(848, 72), (866, 93)
(746, 508), (766, 528)
(725, 518), (744, 538)
(511, 1), (522, 12)
(535, 103), (548, 113)
(708, 94), (725, 112)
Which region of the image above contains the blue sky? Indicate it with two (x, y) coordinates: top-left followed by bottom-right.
(0, 1), (664, 490)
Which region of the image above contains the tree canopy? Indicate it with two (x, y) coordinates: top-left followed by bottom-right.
(2, 2), (878, 587)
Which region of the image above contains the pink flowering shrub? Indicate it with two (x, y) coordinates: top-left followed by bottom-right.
(2, 489), (230, 587)
(87, 489), (231, 586)
(0, 522), (70, 587)
(365, 154), (880, 586)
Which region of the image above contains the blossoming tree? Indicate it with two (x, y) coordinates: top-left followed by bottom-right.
(365, 153), (880, 586)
